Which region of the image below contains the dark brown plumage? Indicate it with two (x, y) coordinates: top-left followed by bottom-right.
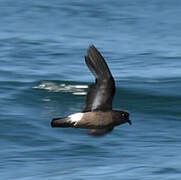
(51, 45), (131, 136)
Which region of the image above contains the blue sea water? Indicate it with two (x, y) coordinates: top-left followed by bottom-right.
(1, 0), (181, 179)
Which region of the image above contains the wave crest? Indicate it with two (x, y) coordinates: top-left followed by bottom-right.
(33, 81), (88, 95)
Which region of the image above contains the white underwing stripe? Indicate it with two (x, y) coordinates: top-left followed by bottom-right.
(92, 91), (101, 110)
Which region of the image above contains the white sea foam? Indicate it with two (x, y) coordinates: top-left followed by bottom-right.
(33, 82), (88, 95)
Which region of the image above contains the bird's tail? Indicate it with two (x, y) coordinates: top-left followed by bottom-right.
(51, 117), (73, 128)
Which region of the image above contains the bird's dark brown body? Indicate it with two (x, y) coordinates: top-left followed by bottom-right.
(51, 45), (131, 136)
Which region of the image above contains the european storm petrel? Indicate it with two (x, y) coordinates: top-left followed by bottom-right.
(51, 45), (131, 136)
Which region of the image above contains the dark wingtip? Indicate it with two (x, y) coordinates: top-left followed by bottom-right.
(89, 44), (95, 48)
(88, 44), (96, 52)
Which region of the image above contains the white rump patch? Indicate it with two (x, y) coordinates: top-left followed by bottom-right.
(68, 113), (83, 125)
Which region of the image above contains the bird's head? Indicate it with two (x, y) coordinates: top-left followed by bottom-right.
(114, 110), (132, 125)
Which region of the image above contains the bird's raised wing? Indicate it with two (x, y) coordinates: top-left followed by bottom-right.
(82, 45), (115, 112)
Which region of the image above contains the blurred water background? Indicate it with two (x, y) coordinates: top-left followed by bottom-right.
(1, 0), (181, 179)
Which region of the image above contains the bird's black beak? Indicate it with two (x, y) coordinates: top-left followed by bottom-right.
(127, 119), (132, 125)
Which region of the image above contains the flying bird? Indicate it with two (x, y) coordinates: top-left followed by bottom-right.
(51, 45), (131, 136)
